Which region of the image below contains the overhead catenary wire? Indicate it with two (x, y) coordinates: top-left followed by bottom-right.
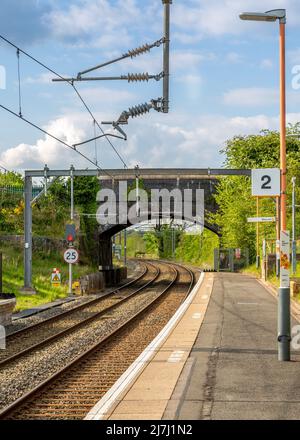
(93, 119), (98, 166)
(0, 102), (115, 175)
(71, 83), (128, 168)
(16, 49), (22, 118)
(0, 33), (128, 169)
(73, 131), (125, 148)
(77, 38), (165, 77)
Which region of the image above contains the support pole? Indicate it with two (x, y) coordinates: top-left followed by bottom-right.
(44, 164), (49, 197)
(256, 197), (260, 269)
(278, 20), (290, 361)
(23, 175), (34, 291)
(292, 177), (297, 274)
(0, 252), (2, 293)
(124, 229), (127, 266)
(278, 286), (291, 361)
(135, 165), (140, 218)
(162, 0), (172, 113)
(276, 197), (281, 278)
(280, 23), (287, 233)
(69, 165), (74, 296)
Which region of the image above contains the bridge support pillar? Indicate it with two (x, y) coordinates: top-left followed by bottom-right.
(98, 234), (113, 271)
(98, 234), (115, 286)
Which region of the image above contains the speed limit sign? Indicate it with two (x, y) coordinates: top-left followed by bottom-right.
(64, 248), (79, 264)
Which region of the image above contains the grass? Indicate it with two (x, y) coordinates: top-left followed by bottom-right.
(0, 242), (96, 312)
(240, 264), (261, 278)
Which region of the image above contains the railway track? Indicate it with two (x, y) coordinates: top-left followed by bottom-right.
(0, 260), (196, 420)
(0, 261), (157, 367)
(6, 260), (149, 338)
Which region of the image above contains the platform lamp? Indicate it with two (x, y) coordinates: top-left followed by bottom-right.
(239, 9), (291, 361)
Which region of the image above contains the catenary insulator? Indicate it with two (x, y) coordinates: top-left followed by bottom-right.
(126, 44), (151, 58)
(127, 73), (150, 83)
(128, 103), (153, 118)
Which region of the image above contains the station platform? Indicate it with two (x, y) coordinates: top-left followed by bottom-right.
(86, 272), (300, 421)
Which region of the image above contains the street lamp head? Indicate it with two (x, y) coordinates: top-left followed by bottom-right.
(239, 9), (286, 24)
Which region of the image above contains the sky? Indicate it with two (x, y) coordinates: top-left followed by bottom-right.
(0, 0), (300, 172)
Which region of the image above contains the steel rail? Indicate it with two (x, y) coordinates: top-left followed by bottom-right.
(0, 262), (160, 368)
(7, 261), (149, 340)
(0, 261), (183, 420)
(153, 259), (195, 304)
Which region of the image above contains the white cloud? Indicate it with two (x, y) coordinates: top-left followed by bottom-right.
(0, 117), (86, 169)
(172, 0), (300, 42)
(2, 110), (300, 170)
(24, 72), (54, 85)
(109, 111), (300, 169)
(223, 87), (300, 108)
(119, 49), (213, 76)
(260, 59), (273, 69)
(223, 87), (278, 107)
(78, 87), (136, 105)
(41, 0), (300, 51)
(43, 0), (160, 49)
(176, 74), (202, 85)
(226, 52), (243, 63)
(172, 51), (214, 70)
(288, 49), (300, 65)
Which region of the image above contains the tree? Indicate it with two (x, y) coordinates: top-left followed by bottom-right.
(212, 124), (300, 262)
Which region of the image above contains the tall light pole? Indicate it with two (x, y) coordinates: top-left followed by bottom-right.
(239, 9), (291, 361)
(292, 177), (297, 274)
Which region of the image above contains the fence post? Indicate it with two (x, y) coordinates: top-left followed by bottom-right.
(0, 252), (2, 293)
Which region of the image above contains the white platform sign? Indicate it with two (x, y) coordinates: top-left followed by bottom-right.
(251, 168), (280, 197)
(64, 248), (79, 264)
(247, 217), (276, 223)
(280, 231), (290, 288)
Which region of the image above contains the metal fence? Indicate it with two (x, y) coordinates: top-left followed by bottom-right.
(0, 185), (43, 198)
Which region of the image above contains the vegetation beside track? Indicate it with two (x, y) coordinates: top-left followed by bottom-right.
(1, 239), (96, 312)
(241, 263), (300, 304)
(121, 228), (218, 269)
(0, 173), (100, 310)
(211, 124), (300, 261)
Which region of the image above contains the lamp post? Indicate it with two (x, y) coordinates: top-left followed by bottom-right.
(292, 177), (297, 275)
(239, 9), (291, 361)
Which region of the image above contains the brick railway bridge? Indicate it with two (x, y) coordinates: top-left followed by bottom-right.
(23, 167), (250, 290)
(97, 168), (251, 270)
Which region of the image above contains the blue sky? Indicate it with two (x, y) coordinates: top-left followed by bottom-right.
(0, 0), (300, 171)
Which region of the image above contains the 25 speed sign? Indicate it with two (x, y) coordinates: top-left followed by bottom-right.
(251, 168), (280, 197)
(64, 248), (79, 264)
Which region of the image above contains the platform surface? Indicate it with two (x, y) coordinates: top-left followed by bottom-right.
(86, 272), (213, 420)
(87, 272), (300, 420)
(164, 272), (300, 420)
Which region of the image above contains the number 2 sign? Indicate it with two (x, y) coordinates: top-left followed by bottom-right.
(251, 168), (281, 197)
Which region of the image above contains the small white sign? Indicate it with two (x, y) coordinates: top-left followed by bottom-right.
(251, 168), (280, 197)
(276, 239), (280, 259)
(64, 248), (79, 264)
(247, 217), (276, 223)
(280, 231), (290, 288)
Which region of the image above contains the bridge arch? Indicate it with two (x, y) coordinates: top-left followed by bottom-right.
(98, 210), (220, 269)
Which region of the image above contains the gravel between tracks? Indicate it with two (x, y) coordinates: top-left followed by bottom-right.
(0, 262), (174, 410)
(2, 263), (197, 420)
(5, 261), (144, 335)
(0, 263), (154, 361)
